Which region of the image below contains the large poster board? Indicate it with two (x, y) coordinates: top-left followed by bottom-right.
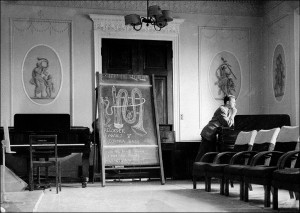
(96, 73), (165, 186)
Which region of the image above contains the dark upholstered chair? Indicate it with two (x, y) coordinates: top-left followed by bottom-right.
(243, 126), (299, 207)
(201, 130), (257, 194)
(223, 128), (280, 200)
(193, 152), (217, 190)
(272, 150), (300, 210)
(192, 130), (257, 191)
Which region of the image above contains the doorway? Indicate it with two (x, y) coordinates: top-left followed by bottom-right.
(102, 38), (173, 125)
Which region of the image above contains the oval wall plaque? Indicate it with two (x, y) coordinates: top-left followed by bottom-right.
(209, 51), (241, 100)
(22, 45), (62, 105)
(272, 44), (286, 102)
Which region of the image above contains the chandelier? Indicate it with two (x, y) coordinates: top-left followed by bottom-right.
(124, 0), (173, 31)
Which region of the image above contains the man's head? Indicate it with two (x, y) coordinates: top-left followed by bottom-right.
(224, 95), (236, 109)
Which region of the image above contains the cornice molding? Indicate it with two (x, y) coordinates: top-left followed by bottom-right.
(89, 14), (184, 35)
(4, 1), (264, 17)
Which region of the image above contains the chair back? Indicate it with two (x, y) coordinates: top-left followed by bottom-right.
(233, 130), (257, 152)
(269, 126), (299, 166)
(29, 135), (58, 160)
(251, 128), (280, 152)
(248, 128), (280, 165)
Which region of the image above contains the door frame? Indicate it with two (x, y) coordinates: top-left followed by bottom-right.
(90, 14), (184, 141)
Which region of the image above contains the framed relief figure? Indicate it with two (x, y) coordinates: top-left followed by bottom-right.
(272, 44), (286, 101)
(209, 51), (241, 100)
(22, 45), (62, 105)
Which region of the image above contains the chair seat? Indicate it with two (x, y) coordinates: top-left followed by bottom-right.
(272, 168), (300, 183)
(272, 168), (300, 199)
(206, 163), (228, 173)
(224, 164), (249, 176)
(193, 162), (209, 177)
(243, 166), (277, 179)
(32, 161), (56, 167)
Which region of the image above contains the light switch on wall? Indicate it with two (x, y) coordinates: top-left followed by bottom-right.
(180, 114), (183, 120)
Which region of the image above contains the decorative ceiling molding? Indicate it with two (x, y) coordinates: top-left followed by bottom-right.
(89, 14), (184, 35)
(4, 1), (265, 17)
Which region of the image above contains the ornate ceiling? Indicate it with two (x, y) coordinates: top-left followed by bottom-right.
(3, 0), (272, 17)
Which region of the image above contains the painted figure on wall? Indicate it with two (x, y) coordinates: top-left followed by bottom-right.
(29, 57), (55, 98)
(215, 57), (237, 96)
(273, 54), (285, 97)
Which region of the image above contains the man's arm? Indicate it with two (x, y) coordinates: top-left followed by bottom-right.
(228, 107), (237, 126)
(217, 106), (236, 127)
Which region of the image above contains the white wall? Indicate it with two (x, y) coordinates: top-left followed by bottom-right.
(177, 13), (262, 141)
(261, 1), (299, 126)
(1, 1), (298, 143)
(0, 3), (94, 128)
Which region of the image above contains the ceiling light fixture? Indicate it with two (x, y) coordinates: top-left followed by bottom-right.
(124, 0), (173, 31)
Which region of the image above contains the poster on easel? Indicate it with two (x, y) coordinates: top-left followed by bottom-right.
(95, 73), (165, 186)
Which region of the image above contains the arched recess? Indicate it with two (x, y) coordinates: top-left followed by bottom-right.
(89, 14), (184, 140)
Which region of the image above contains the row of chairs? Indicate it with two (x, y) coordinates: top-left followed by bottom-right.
(192, 126), (299, 210)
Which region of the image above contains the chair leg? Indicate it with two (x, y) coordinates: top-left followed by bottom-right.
(37, 167), (41, 185)
(220, 177), (225, 195)
(29, 162), (34, 191)
(45, 166), (49, 184)
(241, 180), (245, 201)
(289, 191), (294, 199)
(264, 185), (271, 207)
(56, 163), (59, 194)
(59, 162), (62, 191)
(206, 177), (211, 192)
(193, 177), (197, 189)
(272, 187), (278, 210)
(295, 192), (299, 200)
(225, 178), (229, 196)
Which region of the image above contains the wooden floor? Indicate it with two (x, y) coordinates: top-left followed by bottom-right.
(1, 179), (299, 212)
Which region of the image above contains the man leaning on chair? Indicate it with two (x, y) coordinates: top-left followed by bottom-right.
(195, 95), (237, 162)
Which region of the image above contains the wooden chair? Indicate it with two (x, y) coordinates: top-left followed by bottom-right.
(272, 150), (300, 210)
(243, 126), (299, 207)
(29, 135), (61, 193)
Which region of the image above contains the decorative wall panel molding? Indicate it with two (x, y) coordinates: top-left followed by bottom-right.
(267, 14), (290, 106)
(5, 0), (264, 17)
(199, 26), (250, 128)
(10, 18), (73, 122)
